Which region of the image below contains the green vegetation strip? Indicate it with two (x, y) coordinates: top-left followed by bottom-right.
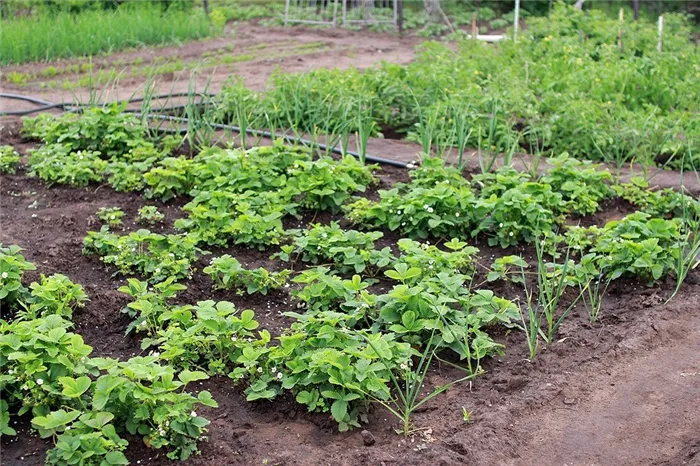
(1, 4), (218, 66)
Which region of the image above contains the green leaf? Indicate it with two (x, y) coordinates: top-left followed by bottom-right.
(197, 390), (219, 408)
(59, 376), (91, 398)
(32, 409), (80, 432)
(178, 370), (208, 385)
(330, 399), (348, 423)
(104, 451), (129, 465)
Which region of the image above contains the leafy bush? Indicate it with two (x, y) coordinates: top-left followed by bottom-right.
(137, 205), (165, 224)
(0, 244), (36, 311)
(276, 222), (393, 275)
(570, 212), (682, 283)
(22, 106), (147, 158)
(204, 255), (290, 295)
(392, 238), (479, 283)
(83, 227), (202, 283)
(0, 145), (21, 174)
(346, 158), (474, 239)
(28, 144), (107, 187)
(96, 207), (125, 227)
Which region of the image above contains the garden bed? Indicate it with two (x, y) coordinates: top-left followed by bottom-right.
(1, 118), (699, 466)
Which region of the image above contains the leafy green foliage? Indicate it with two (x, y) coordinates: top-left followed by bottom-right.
(487, 255), (529, 284)
(204, 255), (290, 295)
(567, 212), (682, 283)
(118, 277), (188, 335)
(276, 222), (393, 275)
(21, 274), (88, 320)
(613, 178), (700, 219)
(0, 145), (21, 174)
(137, 205), (165, 224)
(392, 238), (479, 282)
(541, 153), (614, 215)
(28, 144), (107, 187)
(1, 314), (217, 461)
(23, 106), (147, 158)
(144, 300), (264, 376)
(83, 227), (202, 283)
(96, 207), (125, 227)
(472, 177), (562, 247)
(346, 158), (474, 239)
(0, 244), (36, 311)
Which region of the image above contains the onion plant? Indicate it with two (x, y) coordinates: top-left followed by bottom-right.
(363, 331), (474, 436)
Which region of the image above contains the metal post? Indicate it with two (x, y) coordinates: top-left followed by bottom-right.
(397, 0), (403, 34)
(618, 8), (624, 54)
(513, 0), (520, 42)
(657, 15), (663, 52)
(285, 0), (291, 26)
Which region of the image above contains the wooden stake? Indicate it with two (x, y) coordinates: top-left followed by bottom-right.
(471, 13), (477, 41)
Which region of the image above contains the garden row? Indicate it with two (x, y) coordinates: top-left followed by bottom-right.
(1, 106), (699, 465)
(213, 4), (699, 169)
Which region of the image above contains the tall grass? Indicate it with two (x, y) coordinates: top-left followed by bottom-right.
(1, 5), (217, 65)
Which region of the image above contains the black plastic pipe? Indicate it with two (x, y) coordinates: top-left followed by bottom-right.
(0, 93), (409, 168)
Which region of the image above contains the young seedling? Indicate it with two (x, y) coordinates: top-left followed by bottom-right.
(96, 207), (125, 227)
(137, 205), (165, 225)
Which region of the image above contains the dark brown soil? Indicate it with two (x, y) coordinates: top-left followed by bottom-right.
(2, 119), (700, 466)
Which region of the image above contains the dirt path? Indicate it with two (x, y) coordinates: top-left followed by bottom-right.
(510, 312), (700, 466)
(1, 24), (420, 111)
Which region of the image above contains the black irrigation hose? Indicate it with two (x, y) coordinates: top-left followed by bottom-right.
(0, 92), (409, 168)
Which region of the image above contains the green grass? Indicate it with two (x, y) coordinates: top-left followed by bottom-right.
(1, 5), (219, 65)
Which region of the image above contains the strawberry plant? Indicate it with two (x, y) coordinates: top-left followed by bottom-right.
(118, 277), (189, 335)
(541, 153), (614, 215)
(22, 105), (147, 158)
(144, 300), (264, 376)
(613, 178), (700, 220)
(144, 156), (198, 201)
(392, 238), (479, 282)
(283, 156), (376, 212)
(20, 273), (88, 320)
(83, 227), (203, 283)
(137, 205), (165, 224)
(239, 310), (415, 432)
(346, 158), (474, 239)
(0, 145), (21, 174)
(487, 255), (529, 284)
(28, 144), (107, 187)
(292, 267), (375, 313)
(96, 207), (125, 227)
(472, 181), (562, 247)
(589, 212), (682, 283)
(203, 255), (290, 295)
(0, 244), (36, 311)
(174, 190), (293, 249)
(276, 222), (393, 275)
(378, 270), (518, 365)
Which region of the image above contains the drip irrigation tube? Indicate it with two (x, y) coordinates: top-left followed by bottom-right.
(1, 92), (409, 168)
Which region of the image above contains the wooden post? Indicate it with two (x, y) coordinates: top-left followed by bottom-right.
(397, 0), (404, 35)
(657, 15), (663, 52)
(513, 0), (520, 42)
(633, 0), (639, 21)
(618, 8), (624, 54)
(471, 13), (477, 41)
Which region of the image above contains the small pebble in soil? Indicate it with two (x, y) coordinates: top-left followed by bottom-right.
(361, 429), (376, 446)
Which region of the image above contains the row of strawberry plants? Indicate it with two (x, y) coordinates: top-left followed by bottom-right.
(0, 245), (218, 464)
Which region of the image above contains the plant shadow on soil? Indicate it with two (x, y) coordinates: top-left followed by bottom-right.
(1, 120), (699, 466)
